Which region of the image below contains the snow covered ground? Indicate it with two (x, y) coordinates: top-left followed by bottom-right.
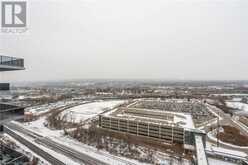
(226, 102), (248, 112)
(12, 100), (192, 165)
(50, 134), (150, 165)
(231, 98), (242, 102)
(206, 104), (222, 119)
(3, 134), (49, 165)
(21, 118), (63, 137)
(60, 100), (126, 123)
(208, 158), (238, 165)
(6, 128), (80, 165)
(13, 118), (150, 165)
(206, 142), (247, 165)
(111, 108), (195, 129)
(25, 100), (79, 115)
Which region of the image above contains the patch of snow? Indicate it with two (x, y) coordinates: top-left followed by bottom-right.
(25, 100), (80, 115)
(226, 102), (248, 112)
(61, 100), (126, 123)
(208, 158), (238, 165)
(105, 107), (195, 129)
(7, 128), (80, 165)
(206, 142), (247, 161)
(3, 134), (49, 165)
(20, 118), (64, 138)
(12, 120), (149, 165)
(13, 117), (186, 165)
(51, 136), (149, 165)
(13, 100), (193, 165)
(232, 98), (242, 102)
(206, 104), (222, 119)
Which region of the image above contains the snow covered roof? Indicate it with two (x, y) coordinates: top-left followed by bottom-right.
(102, 107), (195, 129)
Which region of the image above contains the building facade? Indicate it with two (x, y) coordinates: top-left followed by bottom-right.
(99, 106), (205, 148)
(0, 55), (25, 131)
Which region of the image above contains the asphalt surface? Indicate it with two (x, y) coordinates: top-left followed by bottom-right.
(4, 126), (65, 165)
(5, 122), (109, 165)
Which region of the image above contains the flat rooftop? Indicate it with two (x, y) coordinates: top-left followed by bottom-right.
(129, 99), (215, 125)
(102, 107), (195, 129)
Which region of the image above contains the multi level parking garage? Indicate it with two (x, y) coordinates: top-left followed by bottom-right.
(99, 99), (209, 165)
(130, 99), (215, 125)
(99, 100), (206, 149)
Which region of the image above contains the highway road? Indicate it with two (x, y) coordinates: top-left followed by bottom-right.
(37, 137), (108, 165)
(3, 100), (138, 165)
(4, 122), (137, 165)
(4, 126), (65, 165)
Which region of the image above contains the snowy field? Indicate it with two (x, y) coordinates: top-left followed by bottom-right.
(208, 158), (238, 165)
(3, 134), (49, 165)
(61, 100), (126, 123)
(226, 102), (248, 112)
(25, 100), (79, 115)
(21, 118), (63, 137)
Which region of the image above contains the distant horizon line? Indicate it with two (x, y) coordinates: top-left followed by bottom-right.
(11, 78), (248, 84)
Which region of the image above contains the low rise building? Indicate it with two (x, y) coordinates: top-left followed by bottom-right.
(99, 104), (205, 149)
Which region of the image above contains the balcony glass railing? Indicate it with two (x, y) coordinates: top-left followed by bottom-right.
(0, 55), (24, 68)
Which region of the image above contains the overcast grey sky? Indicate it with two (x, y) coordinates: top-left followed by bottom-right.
(1, 0), (248, 82)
